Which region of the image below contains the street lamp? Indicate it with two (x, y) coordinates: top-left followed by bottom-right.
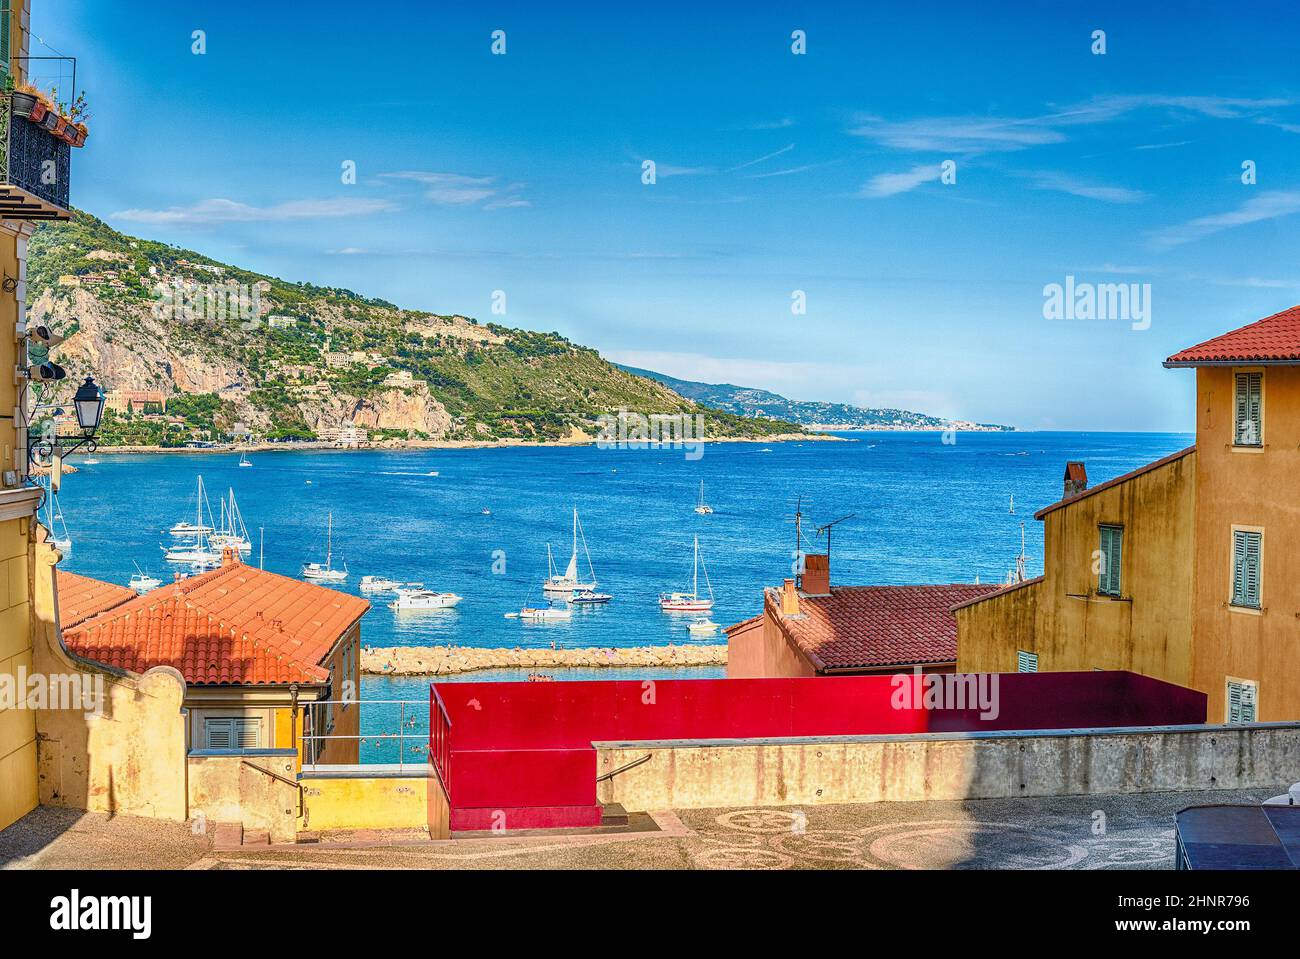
(72, 376), (104, 437)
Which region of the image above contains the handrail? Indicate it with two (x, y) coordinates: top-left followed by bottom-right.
(429, 686), (453, 798)
(596, 753), (652, 783)
(240, 759), (299, 789)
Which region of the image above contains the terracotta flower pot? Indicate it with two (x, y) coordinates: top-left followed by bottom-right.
(69, 125), (87, 147)
(28, 98), (48, 124)
(41, 110), (58, 132)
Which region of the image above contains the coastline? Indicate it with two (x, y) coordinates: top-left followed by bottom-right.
(79, 431), (842, 456)
(362, 644), (728, 676)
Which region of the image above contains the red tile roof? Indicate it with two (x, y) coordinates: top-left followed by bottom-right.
(60, 561), (370, 686)
(1165, 305), (1300, 366)
(56, 570), (137, 629)
(1034, 446), (1195, 519)
(765, 583), (1001, 672)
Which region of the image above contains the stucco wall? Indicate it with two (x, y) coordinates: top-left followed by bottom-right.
(0, 514), (37, 832)
(299, 765), (431, 833)
(189, 750), (298, 843)
(32, 530), (189, 819)
(957, 450), (1196, 682)
(1193, 366), (1300, 721)
(596, 722), (1300, 811)
(726, 614), (816, 678)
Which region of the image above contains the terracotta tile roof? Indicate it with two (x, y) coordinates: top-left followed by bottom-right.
(60, 561), (370, 686)
(56, 569), (137, 629)
(1034, 446), (1196, 519)
(1165, 305), (1300, 366)
(765, 583), (1001, 672)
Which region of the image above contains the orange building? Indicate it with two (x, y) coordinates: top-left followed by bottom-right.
(957, 304), (1300, 723)
(57, 558), (368, 765)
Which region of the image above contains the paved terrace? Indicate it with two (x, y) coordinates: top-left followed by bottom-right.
(1, 786), (1286, 870)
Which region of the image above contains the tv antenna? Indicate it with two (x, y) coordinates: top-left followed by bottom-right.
(816, 513), (855, 563)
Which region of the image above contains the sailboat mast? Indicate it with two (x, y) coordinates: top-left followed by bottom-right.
(326, 512), (333, 569)
(693, 535), (699, 598)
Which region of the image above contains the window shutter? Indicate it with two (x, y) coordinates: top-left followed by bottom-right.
(1227, 681), (1257, 724)
(1234, 373), (1262, 446)
(1231, 530), (1262, 608)
(204, 717), (262, 749)
(1098, 526), (1122, 596)
(1227, 682), (1242, 723)
(205, 719), (233, 749)
(1017, 650), (1038, 673)
(0, 10), (10, 77)
(1240, 683), (1257, 723)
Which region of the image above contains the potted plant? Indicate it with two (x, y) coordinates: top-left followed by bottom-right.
(11, 81), (45, 120)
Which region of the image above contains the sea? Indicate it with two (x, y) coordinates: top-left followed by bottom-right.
(53, 431), (1189, 762)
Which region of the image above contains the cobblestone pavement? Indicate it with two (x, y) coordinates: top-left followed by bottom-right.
(2, 786), (1285, 870)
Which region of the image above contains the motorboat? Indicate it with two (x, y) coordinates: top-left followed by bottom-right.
(390, 589), (462, 610)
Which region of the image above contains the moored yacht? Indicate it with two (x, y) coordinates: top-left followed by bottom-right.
(660, 535), (715, 612)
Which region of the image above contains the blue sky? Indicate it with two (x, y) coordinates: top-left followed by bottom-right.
(32, 0), (1300, 430)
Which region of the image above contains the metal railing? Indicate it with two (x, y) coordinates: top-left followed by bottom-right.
(297, 699), (432, 774)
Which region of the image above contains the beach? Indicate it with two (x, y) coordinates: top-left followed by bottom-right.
(363, 643), (728, 675)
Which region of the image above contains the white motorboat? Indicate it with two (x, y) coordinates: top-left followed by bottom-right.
(570, 589), (612, 605)
(507, 603), (572, 621)
(694, 480), (714, 515)
(359, 575), (401, 593)
(302, 511), (347, 581)
(129, 565), (162, 594)
(389, 589), (462, 610)
(687, 619), (720, 634)
(543, 508), (600, 595)
(660, 535), (715, 612)
(169, 522), (213, 537)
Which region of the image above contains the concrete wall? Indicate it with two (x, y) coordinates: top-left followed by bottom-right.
(958, 450), (1196, 682)
(1192, 366), (1300, 721)
(596, 722), (1300, 811)
(32, 529), (189, 820)
(188, 750), (298, 843)
(299, 765), (432, 833)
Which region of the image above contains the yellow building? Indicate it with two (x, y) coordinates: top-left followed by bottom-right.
(957, 305), (1300, 723)
(0, 0), (82, 833)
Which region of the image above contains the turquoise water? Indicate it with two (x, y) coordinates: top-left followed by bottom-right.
(56, 431), (1189, 654)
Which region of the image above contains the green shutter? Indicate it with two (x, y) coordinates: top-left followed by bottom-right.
(1235, 373), (1262, 446)
(1098, 525), (1123, 596)
(1227, 681), (1257, 724)
(1231, 530), (1262, 608)
(0, 9), (10, 78)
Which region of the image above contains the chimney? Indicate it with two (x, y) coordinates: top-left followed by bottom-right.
(781, 578), (800, 616)
(221, 546), (238, 567)
(1064, 461), (1088, 499)
(801, 553), (830, 596)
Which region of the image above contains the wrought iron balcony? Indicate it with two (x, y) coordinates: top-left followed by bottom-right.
(0, 92), (73, 220)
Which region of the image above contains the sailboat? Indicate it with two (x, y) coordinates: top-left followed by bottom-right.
(163, 476), (221, 565)
(42, 482), (72, 554)
(238, 451), (252, 468)
(659, 535), (715, 612)
(694, 480), (714, 515)
(542, 508), (600, 596)
(209, 488), (253, 554)
(302, 512), (347, 582)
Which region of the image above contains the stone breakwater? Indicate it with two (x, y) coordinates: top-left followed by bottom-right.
(362, 644), (728, 676)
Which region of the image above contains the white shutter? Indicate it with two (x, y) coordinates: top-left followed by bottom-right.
(1234, 373), (1262, 446)
(1017, 650), (1039, 673)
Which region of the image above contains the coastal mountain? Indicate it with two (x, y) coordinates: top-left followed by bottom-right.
(25, 212), (809, 446)
(616, 366), (1014, 431)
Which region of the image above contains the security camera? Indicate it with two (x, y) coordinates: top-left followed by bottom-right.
(27, 362), (67, 382)
(27, 324), (66, 348)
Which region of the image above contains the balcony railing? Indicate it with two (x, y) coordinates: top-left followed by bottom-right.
(0, 92), (73, 219)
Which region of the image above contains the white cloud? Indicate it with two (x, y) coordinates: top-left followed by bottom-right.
(1029, 172), (1147, 203)
(858, 164), (943, 198)
(727, 143), (795, 172)
(1150, 190), (1300, 248)
(380, 171), (529, 208)
(111, 197), (397, 224)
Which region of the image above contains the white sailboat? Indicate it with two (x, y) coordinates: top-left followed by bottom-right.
(694, 480), (714, 515)
(542, 508), (600, 596)
(42, 482), (72, 554)
(209, 488), (253, 554)
(238, 451), (252, 468)
(660, 535), (715, 612)
(302, 512), (347, 582)
(163, 476), (221, 566)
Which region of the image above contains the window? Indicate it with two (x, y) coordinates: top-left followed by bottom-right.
(1098, 525), (1123, 596)
(1231, 529), (1262, 609)
(1234, 372), (1262, 446)
(204, 717), (262, 750)
(1226, 680), (1258, 724)
(0, 10), (9, 78)
(1016, 650), (1038, 673)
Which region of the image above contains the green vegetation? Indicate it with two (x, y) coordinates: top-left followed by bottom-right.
(28, 210), (812, 445)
